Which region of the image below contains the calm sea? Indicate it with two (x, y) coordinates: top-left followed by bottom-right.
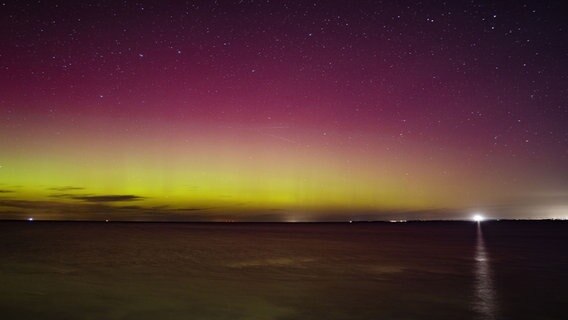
(0, 221), (566, 319)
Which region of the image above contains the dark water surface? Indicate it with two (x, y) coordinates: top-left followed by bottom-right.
(0, 221), (566, 320)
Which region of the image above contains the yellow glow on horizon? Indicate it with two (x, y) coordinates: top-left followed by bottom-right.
(0, 119), (535, 219)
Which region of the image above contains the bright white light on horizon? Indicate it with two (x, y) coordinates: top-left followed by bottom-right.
(28, 217), (34, 221)
(472, 214), (485, 222)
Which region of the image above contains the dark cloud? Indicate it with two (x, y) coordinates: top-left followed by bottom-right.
(0, 210), (26, 220)
(172, 207), (212, 211)
(118, 205), (145, 210)
(0, 190), (14, 193)
(48, 186), (85, 192)
(0, 193), (564, 221)
(11, 191), (554, 222)
(71, 195), (144, 202)
(0, 198), (214, 221)
(50, 193), (145, 202)
(49, 193), (75, 199)
(0, 199), (48, 209)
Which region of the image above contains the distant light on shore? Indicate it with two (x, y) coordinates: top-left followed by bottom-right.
(472, 214), (485, 222)
(28, 217), (34, 221)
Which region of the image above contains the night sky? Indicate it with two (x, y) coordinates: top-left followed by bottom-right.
(1, 1), (567, 221)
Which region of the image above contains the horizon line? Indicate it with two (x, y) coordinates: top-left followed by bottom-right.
(1, 218), (566, 223)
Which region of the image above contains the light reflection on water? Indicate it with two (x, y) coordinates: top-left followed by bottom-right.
(474, 223), (497, 320)
(1, 222), (566, 319)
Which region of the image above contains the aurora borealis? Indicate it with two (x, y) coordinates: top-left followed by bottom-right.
(1, 1), (567, 221)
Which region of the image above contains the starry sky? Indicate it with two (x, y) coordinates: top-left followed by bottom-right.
(1, 0), (567, 221)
